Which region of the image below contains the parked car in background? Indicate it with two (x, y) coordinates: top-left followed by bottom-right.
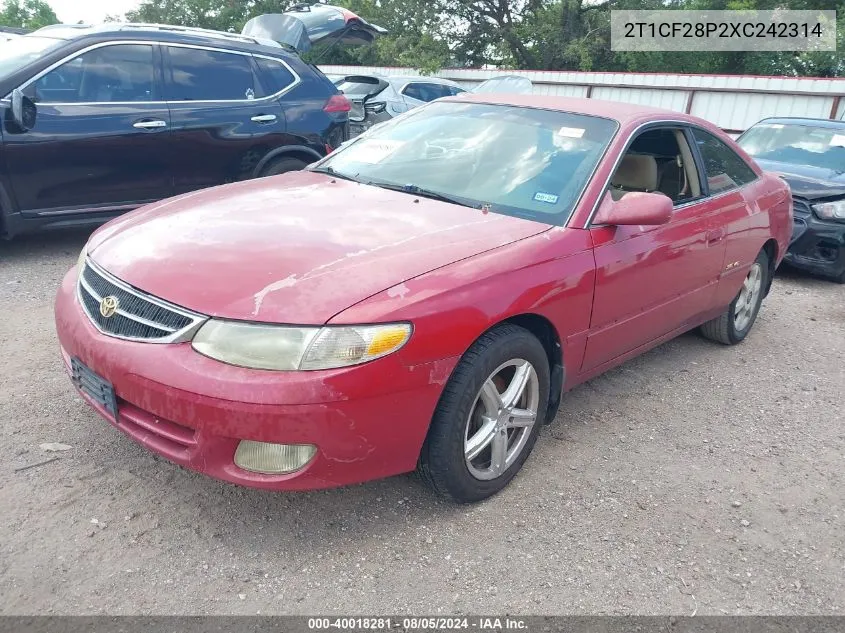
(336, 73), (533, 137)
(0, 26), (27, 43)
(333, 74), (466, 137)
(738, 117), (845, 283)
(0, 4), (387, 239)
(56, 95), (790, 503)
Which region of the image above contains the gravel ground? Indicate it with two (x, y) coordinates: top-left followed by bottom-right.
(0, 229), (843, 616)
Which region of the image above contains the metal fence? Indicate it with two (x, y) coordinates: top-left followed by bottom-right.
(321, 65), (845, 135)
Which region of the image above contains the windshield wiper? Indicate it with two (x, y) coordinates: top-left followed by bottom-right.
(309, 166), (360, 183)
(365, 180), (481, 209)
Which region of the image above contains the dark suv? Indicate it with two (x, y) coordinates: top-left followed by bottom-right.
(0, 5), (384, 238)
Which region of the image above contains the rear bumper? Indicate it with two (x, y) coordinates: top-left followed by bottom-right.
(786, 209), (845, 280)
(55, 268), (457, 490)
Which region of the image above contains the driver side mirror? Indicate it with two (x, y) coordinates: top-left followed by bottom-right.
(593, 191), (672, 226)
(10, 88), (36, 132)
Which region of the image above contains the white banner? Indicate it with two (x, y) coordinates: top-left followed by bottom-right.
(611, 10), (837, 52)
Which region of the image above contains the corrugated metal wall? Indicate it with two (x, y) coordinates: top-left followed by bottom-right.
(321, 65), (845, 134)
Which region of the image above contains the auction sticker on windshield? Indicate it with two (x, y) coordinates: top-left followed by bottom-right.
(558, 126), (586, 138)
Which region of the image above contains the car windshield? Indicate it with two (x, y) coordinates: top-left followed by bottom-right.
(315, 101), (618, 224)
(0, 36), (63, 82)
(738, 122), (845, 172)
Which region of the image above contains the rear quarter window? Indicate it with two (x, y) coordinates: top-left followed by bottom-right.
(402, 82), (450, 102)
(255, 56), (297, 95)
(692, 128), (758, 195)
(166, 46), (257, 101)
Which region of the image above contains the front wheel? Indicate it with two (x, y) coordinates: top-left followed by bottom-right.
(418, 324), (550, 503)
(700, 249), (769, 345)
(258, 156), (308, 178)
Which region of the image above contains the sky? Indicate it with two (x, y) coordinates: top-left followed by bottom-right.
(49, 0), (141, 24)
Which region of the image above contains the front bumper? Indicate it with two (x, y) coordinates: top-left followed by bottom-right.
(55, 269), (457, 490)
(786, 200), (845, 280)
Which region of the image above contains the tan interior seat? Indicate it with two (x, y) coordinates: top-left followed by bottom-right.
(610, 154), (658, 200)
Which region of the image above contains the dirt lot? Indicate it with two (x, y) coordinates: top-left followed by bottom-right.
(0, 229), (843, 615)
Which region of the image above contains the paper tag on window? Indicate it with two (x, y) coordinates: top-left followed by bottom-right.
(558, 127), (585, 138)
(534, 192), (559, 204)
(353, 139), (405, 164)
(830, 134), (845, 148)
(766, 123), (784, 129)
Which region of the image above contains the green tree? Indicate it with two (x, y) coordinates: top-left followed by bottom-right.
(126, 0), (284, 32)
(0, 0), (58, 30)
(119, 0), (842, 77)
(312, 0), (451, 73)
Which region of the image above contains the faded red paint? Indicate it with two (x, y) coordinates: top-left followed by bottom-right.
(55, 98), (792, 491)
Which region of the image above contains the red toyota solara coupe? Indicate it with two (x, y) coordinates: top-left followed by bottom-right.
(55, 94), (792, 503)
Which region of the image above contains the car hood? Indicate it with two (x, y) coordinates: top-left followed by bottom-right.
(87, 172), (551, 324)
(755, 158), (845, 200)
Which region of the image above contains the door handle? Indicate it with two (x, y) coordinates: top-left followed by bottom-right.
(250, 114), (277, 123)
(133, 120), (167, 130)
(706, 229), (725, 245)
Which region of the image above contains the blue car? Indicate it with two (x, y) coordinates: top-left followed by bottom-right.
(0, 4), (385, 238)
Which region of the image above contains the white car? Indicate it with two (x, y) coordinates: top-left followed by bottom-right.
(333, 74), (466, 136)
(334, 74), (534, 137)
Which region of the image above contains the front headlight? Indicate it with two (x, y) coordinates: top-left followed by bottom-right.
(191, 320), (412, 371)
(812, 200), (845, 222)
(77, 246), (87, 273)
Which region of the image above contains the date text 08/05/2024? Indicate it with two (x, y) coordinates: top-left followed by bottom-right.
(307, 617), (529, 631)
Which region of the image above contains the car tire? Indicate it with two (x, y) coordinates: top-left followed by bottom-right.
(259, 157), (308, 178)
(418, 324), (550, 503)
(700, 249), (770, 345)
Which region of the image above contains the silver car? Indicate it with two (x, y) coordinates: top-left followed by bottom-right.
(334, 73), (534, 137)
(334, 74), (467, 136)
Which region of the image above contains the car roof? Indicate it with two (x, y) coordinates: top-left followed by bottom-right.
(443, 92), (699, 125)
(386, 75), (460, 86)
(753, 117), (845, 129)
(337, 74), (461, 88)
(28, 23), (287, 55)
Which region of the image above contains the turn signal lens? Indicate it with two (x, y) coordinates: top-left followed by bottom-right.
(366, 326), (411, 356)
(234, 441), (317, 475)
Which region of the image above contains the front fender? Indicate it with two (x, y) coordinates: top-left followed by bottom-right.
(327, 227), (596, 387)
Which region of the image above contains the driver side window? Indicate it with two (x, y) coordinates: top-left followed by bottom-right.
(608, 127), (702, 206)
(29, 44), (155, 104)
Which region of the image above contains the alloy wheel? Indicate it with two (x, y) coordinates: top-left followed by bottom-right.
(734, 262), (763, 331)
(464, 359), (540, 481)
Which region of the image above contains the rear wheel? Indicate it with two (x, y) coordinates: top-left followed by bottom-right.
(258, 157), (308, 178)
(418, 324), (549, 503)
(700, 249), (769, 345)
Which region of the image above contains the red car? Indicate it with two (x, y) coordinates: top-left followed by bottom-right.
(54, 94), (792, 503)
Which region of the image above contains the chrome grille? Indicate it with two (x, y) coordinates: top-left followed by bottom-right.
(77, 259), (206, 343)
